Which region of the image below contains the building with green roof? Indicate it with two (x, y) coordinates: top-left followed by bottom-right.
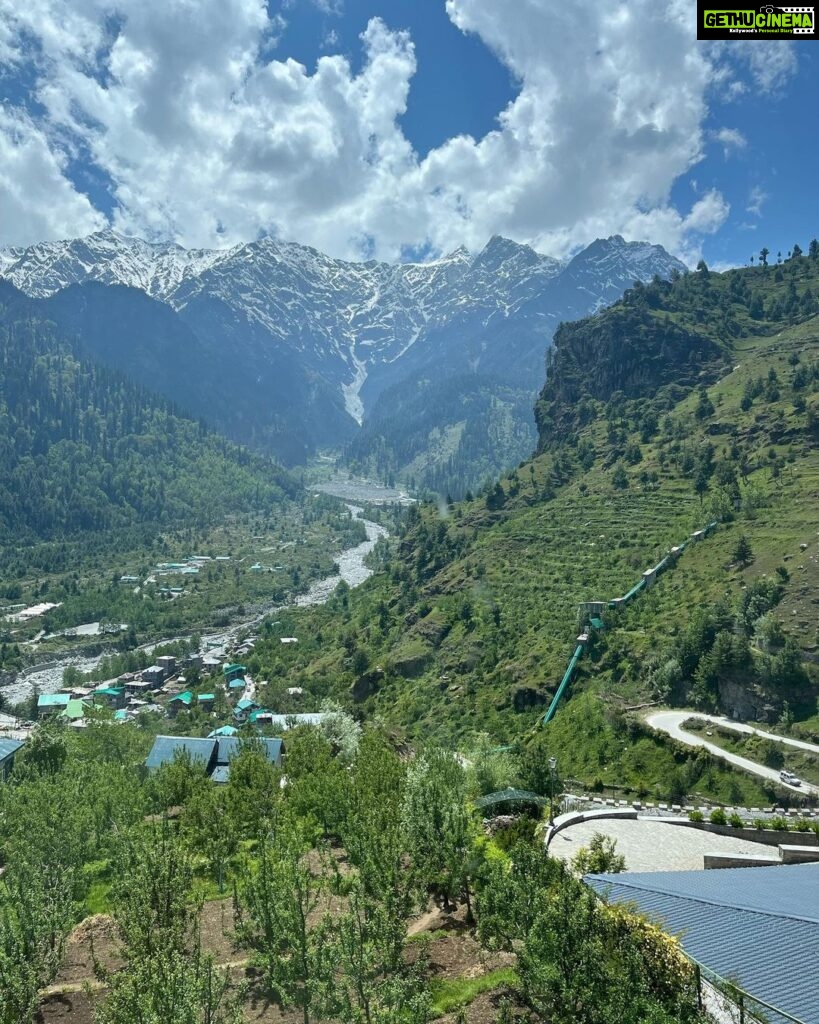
(222, 663), (246, 681)
(37, 692), (71, 717)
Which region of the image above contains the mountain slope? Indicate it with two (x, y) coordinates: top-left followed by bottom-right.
(239, 250), (819, 801)
(0, 231), (685, 483)
(0, 281), (299, 542)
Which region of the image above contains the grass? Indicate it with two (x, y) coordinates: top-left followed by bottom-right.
(238, 259), (819, 803)
(429, 968), (519, 1017)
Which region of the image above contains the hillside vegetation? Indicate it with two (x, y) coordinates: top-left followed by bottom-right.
(0, 281), (300, 544)
(246, 247), (819, 802)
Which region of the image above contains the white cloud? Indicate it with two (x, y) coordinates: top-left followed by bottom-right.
(0, 108), (105, 246)
(746, 185), (767, 217)
(0, 0), (799, 260)
(712, 126), (747, 158)
(733, 42), (798, 94)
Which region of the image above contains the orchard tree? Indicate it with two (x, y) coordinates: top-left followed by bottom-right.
(95, 826), (242, 1024)
(401, 749), (480, 918)
(325, 884), (430, 1024)
(237, 814), (330, 1024)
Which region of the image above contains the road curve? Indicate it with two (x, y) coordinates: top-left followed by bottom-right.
(645, 710), (819, 797)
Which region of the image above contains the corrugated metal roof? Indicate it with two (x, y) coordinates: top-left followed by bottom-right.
(210, 765), (231, 783)
(0, 737), (23, 762)
(145, 736), (216, 771)
(586, 864), (819, 1023)
(249, 712), (327, 730)
(208, 725), (238, 737)
(38, 693), (70, 707)
(216, 736), (282, 767)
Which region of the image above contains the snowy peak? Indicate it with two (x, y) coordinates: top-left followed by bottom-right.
(0, 230), (687, 425)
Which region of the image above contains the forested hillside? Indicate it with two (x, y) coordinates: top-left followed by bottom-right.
(242, 246), (819, 801)
(344, 372), (537, 498)
(0, 281), (299, 542)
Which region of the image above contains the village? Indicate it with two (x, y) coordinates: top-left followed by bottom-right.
(0, 628), (332, 782)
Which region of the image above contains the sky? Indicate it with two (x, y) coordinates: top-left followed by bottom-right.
(0, 0), (815, 268)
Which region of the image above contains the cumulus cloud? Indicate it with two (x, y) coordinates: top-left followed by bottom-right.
(712, 127), (747, 158)
(0, 108), (106, 246)
(0, 0), (799, 260)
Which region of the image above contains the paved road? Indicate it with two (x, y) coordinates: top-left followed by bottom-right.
(646, 710), (819, 797)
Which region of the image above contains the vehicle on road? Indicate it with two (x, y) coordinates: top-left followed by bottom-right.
(779, 770), (802, 787)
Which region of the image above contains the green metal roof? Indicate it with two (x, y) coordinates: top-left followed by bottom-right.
(208, 725), (238, 737)
(94, 687), (124, 697)
(61, 699), (86, 720)
(222, 663), (246, 676)
(38, 693), (71, 707)
(171, 691), (193, 705)
(197, 693), (215, 702)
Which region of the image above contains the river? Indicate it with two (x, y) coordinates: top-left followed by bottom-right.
(3, 500), (391, 706)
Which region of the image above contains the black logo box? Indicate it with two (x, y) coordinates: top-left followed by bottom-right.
(697, 2), (817, 40)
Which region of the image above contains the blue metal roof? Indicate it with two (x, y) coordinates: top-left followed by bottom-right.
(0, 738), (23, 763)
(215, 736), (282, 767)
(586, 863), (819, 1024)
(145, 736), (216, 772)
(208, 725), (238, 737)
(210, 765), (231, 784)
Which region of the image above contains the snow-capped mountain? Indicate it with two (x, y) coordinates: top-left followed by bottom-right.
(0, 230), (686, 473)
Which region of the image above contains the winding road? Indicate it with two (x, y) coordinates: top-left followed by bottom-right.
(646, 710), (819, 797)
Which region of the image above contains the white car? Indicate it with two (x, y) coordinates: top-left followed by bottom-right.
(779, 770), (802, 787)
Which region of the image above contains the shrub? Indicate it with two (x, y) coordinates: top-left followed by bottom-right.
(752, 818), (766, 831)
(769, 816), (788, 831)
(794, 819), (811, 833)
(688, 810), (704, 823)
(709, 808), (728, 826)
(728, 813), (744, 829)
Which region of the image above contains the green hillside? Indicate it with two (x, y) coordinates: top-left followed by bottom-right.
(245, 248), (819, 802)
(0, 281), (299, 546)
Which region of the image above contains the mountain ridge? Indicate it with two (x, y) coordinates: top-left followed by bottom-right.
(0, 231), (687, 481)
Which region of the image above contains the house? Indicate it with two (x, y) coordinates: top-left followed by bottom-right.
(228, 678), (246, 693)
(145, 736), (217, 772)
(37, 692), (71, 718)
(157, 655), (176, 676)
(0, 737), (24, 779)
(60, 699), (87, 723)
(197, 693), (215, 711)
(585, 863), (819, 1024)
(93, 686), (126, 709)
(141, 665), (166, 688)
(222, 663), (246, 682)
(119, 575), (140, 584)
(168, 691), (193, 716)
(280, 637), (298, 645)
(145, 734), (283, 782)
(233, 698), (260, 722)
(208, 725), (238, 738)
(247, 712), (328, 731)
(124, 679), (154, 697)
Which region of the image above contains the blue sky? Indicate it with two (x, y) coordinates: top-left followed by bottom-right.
(0, 0), (815, 267)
